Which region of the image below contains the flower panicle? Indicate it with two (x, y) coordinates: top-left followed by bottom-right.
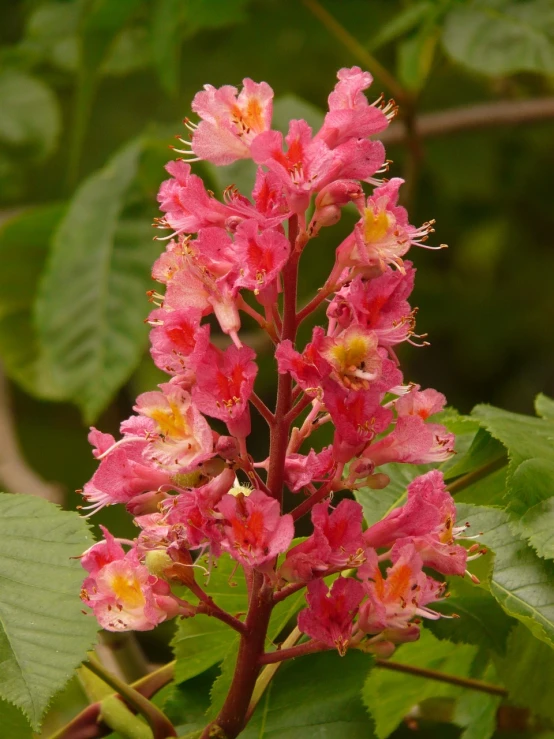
(77, 67), (483, 659)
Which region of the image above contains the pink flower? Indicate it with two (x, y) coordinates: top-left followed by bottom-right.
(362, 414), (455, 467)
(216, 490), (294, 568)
(282, 446), (335, 492)
(135, 383), (214, 472)
(298, 577), (365, 655)
(337, 179), (435, 273)
(395, 385), (446, 419)
(364, 470), (468, 576)
(192, 343), (257, 438)
(316, 67), (390, 148)
(252, 119), (385, 214)
(156, 160), (231, 236)
(279, 499), (365, 583)
(148, 307), (210, 378)
(358, 542), (445, 636)
(188, 79), (274, 165)
(319, 325), (382, 391)
(81, 531), (188, 632)
(232, 220), (290, 297)
(328, 265), (416, 350)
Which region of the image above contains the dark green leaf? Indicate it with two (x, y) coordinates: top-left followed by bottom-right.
(242, 651), (376, 738)
(442, 0), (554, 77)
(428, 577), (515, 654)
(494, 623), (554, 721)
(0, 70), (61, 158)
(36, 140), (155, 422)
(0, 699), (33, 739)
(453, 665), (501, 739)
(363, 630), (476, 739)
(183, 0), (250, 33)
(0, 493), (97, 729)
(445, 428), (506, 482)
(0, 204), (67, 398)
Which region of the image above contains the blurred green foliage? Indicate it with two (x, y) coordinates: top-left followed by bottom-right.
(0, 0), (554, 735)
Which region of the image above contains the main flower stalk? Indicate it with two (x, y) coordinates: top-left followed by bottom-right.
(78, 67), (483, 738)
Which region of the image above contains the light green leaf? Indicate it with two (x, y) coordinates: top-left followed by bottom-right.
(457, 503), (554, 646)
(428, 577), (515, 654)
(442, 0), (554, 77)
(472, 402), (554, 480)
(0, 204), (67, 399)
(36, 140), (156, 422)
(494, 623), (554, 721)
(242, 651), (376, 738)
(536, 393), (554, 420)
(363, 630), (476, 739)
(0, 70), (61, 158)
(508, 459), (554, 558)
(0, 699), (33, 739)
(0, 493), (97, 729)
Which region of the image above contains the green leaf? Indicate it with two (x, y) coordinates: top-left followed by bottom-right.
(0, 70), (61, 158)
(445, 428), (506, 482)
(428, 577), (515, 655)
(442, 0), (554, 77)
(0, 699), (33, 739)
(36, 140), (155, 422)
(368, 2), (435, 51)
(453, 665), (501, 739)
(242, 651), (376, 738)
(472, 402), (554, 480)
(363, 630), (476, 739)
(101, 27), (151, 77)
(0, 204), (67, 399)
(508, 459), (554, 558)
(0, 493), (97, 729)
(494, 623), (554, 721)
(457, 503), (554, 646)
(151, 0), (184, 96)
(171, 554), (247, 684)
(397, 23), (440, 92)
(536, 393), (554, 420)
(183, 0), (250, 33)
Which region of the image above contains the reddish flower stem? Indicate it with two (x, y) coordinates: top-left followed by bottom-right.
(284, 392), (313, 426)
(250, 391), (275, 426)
(259, 639), (327, 664)
(290, 474), (339, 522)
(296, 282), (336, 325)
(202, 218), (300, 739)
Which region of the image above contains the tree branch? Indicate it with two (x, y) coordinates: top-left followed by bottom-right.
(381, 97), (554, 145)
(375, 658), (508, 697)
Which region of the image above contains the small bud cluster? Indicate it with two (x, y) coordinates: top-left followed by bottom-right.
(79, 68), (480, 657)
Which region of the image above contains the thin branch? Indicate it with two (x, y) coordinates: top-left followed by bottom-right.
(381, 97), (554, 146)
(260, 639), (326, 664)
(375, 658), (508, 697)
(250, 392), (275, 426)
(284, 392), (313, 426)
(302, 0), (407, 103)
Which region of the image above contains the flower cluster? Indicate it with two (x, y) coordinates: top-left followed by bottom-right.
(79, 68), (480, 658)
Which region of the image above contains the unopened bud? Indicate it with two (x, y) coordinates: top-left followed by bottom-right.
(216, 435), (239, 460)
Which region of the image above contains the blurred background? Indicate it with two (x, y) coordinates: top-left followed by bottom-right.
(0, 0), (553, 731)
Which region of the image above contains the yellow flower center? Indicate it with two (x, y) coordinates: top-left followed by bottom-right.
(110, 573), (145, 608)
(330, 335), (371, 371)
(149, 400), (189, 439)
(363, 206), (392, 243)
